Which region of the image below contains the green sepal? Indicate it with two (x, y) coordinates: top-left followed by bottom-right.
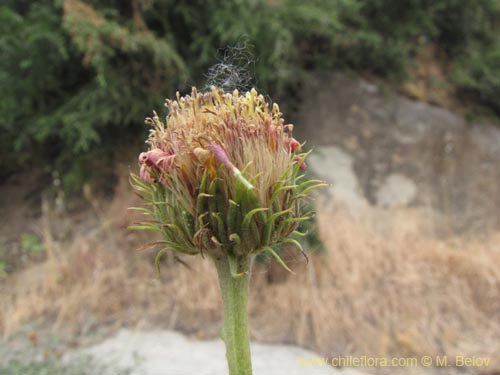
(262, 246), (295, 274)
(299, 183), (328, 196)
(181, 209), (195, 238)
(155, 245), (191, 275)
(228, 254), (245, 278)
(135, 240), (173, 252)
(155, 247), (169, 276)
(211, 212), (227, 246)
(291, 230), (309, 237)
(296, 179), (326, 193)
(242, 207), (268, 248)
(162, 223), (197, 253)
(262, 208), (293, 246)
(127, 207), (154, 217)
(229, 233), (242, 255)
(269, 184), (297, 209)
(281, 238), (308, 264)
(228, 199), (240, 234)
(276, 215), (312, 236)
(242, 207), (268, 229)
(128, 223), (160, 231)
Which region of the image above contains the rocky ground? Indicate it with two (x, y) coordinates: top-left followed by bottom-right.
(66, 329), (366, 375)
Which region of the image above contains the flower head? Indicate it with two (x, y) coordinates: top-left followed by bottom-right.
(131, 87), (323, 271)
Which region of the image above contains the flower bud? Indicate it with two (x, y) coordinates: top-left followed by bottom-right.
(130, 87), (323, 270)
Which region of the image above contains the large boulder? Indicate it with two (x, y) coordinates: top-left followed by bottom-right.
(298, 74), (500, 233)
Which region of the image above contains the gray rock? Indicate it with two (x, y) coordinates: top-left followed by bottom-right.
(308, 146), (368, 212)
(376, 174), (417, 208)
(68, 329), (367, 375)
(297, 73), (500, 233)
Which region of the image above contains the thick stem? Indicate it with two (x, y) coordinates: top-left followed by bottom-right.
(212, 255), (253, 375)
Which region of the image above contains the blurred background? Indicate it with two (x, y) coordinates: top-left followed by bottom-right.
(1, 1), (499, 374)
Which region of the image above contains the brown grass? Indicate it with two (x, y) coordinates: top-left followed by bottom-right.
(253, 203), (500, 370)
(1, 173), (499, 373)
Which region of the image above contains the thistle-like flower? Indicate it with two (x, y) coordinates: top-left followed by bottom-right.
(131, 86), (321, 271)
(130, 86), (323, 375)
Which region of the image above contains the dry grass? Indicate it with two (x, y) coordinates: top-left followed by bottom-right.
(252, 202), (500, 371)
(2, 174), (500, 373)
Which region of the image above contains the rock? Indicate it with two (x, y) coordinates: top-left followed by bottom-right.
(67, 329), (367, 375)
(308, 146), (368, 212)
(376, 174), (417, 208)
(297, 73), (500, 233)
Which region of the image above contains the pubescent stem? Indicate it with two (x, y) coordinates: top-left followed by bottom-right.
(212, 254), (253, 375)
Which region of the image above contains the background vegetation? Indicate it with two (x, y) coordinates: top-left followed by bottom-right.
(1, 0), (499, 189)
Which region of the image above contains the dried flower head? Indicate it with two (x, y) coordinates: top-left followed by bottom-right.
(130, 86), (323, 272)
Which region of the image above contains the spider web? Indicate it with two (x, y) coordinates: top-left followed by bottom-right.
(204, 39), (256, 93)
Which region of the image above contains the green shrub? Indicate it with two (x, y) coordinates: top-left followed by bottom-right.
(20, 233), (45, 255)
(0, 0), (341, 186)
(1, 0), (499, 187)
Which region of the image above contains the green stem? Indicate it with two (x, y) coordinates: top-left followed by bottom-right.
(212, 255), (253, 375)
